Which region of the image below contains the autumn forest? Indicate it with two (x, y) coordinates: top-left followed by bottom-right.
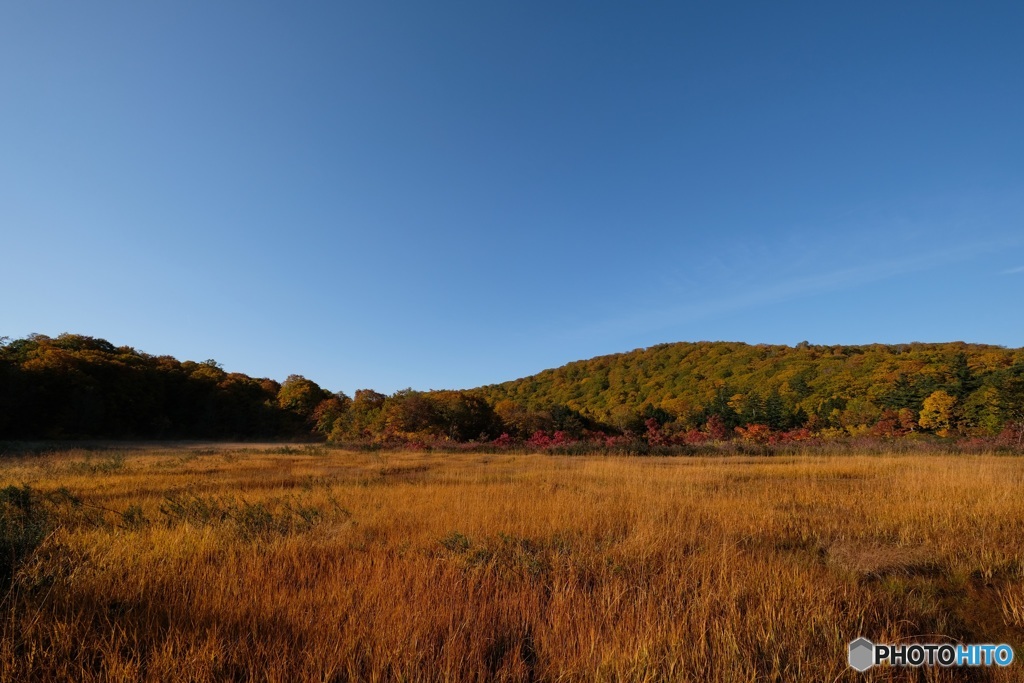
(3, 333), (1023, 452)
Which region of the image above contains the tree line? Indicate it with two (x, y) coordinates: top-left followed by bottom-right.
(2, 334), (1023, 447)
(479, 340), (1024, 444)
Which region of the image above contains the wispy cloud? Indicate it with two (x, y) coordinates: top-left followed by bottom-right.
(1002, 265), (1024, 275)
(566, 240), (1004, 340)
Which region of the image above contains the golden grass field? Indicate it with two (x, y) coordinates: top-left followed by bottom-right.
(2, 446), (1023, 682)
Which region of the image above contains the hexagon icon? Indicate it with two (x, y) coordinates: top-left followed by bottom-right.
(848, 638), (874, 672)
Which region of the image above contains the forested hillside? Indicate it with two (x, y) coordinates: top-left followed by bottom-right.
(0, 334), (334, 439)
(478, 341), (1024, 439)
(3, 334), (1024, 446)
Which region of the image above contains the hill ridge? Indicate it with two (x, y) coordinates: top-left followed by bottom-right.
(475, 339), (1024, 436)
(3, 334), (1023, 441)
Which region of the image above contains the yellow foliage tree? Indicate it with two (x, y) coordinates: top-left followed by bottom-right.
(919, 390), (957, 436)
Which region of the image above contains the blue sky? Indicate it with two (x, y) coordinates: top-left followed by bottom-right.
(2, 2), (1022, 395)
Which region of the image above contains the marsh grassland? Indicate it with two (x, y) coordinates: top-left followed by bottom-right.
(1, 447), (1023, 682)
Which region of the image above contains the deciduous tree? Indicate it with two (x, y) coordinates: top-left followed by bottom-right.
(919, 390), (957, 436)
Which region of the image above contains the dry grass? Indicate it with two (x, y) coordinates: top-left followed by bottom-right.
(1, 448), (1023, 681)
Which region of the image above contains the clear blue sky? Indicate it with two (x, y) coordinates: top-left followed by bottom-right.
(2, 2), (1023, 395)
